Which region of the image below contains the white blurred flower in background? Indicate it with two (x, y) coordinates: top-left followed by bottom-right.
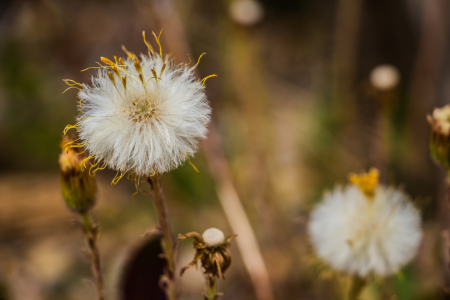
(308, 169), (422, 277)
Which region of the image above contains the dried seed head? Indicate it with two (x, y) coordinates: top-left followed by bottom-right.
(63, 34), (213, 181)
(202, 228), (225, 247)
(179, 229), (237, 279)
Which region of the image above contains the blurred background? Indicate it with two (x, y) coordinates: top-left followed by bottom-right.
(0, 0), (450, 299)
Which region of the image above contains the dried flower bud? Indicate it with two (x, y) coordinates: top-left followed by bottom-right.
(428, 105), (450, 169)
(59, 137), (97, 213)
(179, 228), (237, 279)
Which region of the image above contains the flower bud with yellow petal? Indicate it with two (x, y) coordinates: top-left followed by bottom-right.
(59, 137), (97, 213)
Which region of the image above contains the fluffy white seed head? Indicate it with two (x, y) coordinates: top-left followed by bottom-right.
(202, 228), (225, 247)
(75, 52), (211, 177)
(369, 64), (400, 90)
(308, 184), (422, 277)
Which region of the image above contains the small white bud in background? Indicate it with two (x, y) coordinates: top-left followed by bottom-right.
(229, 0), (264, 26)
(428, 105), (450, 168)
(369, 64), (400, 90)
(430, 105), (450, 135)
(202, 228), (225, 246)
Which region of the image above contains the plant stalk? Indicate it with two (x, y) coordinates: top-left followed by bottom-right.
(348, 276), (365, 300)
(205, 275), (217, 300)
(445, 174), (450, 270)
(149, 174), (177, 300)
(80, 212), (106, 300)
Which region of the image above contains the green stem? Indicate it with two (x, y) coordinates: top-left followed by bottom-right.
(445, 174), (450, 270)
(348, 276), (365, 300)
(205, 275), (217, 300)
(80, 212), (105, 300)
(149, 174), (177, 300)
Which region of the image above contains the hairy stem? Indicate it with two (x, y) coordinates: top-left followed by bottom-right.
(149, 174), (177, 300)
(348, 276), (365, 300)
(205, 275), (217, 300)
(80, 212), (105, 300)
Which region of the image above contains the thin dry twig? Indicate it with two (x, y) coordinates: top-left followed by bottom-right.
(80, 212), (106, 300)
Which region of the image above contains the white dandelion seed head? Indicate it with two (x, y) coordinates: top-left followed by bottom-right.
(202, 228), (225, 247)
(308, 184), (422, 277)
(75, 52), (211, 177)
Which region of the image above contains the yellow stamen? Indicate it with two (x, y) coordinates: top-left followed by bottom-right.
(80, 156), (94, 171)
(122, 76), (127, 90)
(62, 79), (83, 94)
(108, 70), (115, 84)
(63, 140), (86, 152)
(135, 60), (146, 85)
(118, 57), (126, 70)
(111, 65), (120, 78)
(151, 68), (158, 82)
(134, 59), (142, 72)
(152, 30), (163, 57)
(142, 31), (155, 55)
(63, 79), (83, 87)
(189, 52), (206, 72)
(90, 162), (106, 176)
(160, 62), (166, 77)
(121, 45), (137, 60)
(112, 171), (125, 186)
(62, 86), (79, 94)
(101, 57), (115, 66)
(348, 168), (379, 197)
(201, 74), (217, 86)
(81, 66), (103, 72)
(88, 159), (100, 176)
(63, 124), (78, 135)
(188, 160), (200, 174)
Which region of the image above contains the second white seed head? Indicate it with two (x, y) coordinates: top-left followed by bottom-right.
(202, 228), (225, 247)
